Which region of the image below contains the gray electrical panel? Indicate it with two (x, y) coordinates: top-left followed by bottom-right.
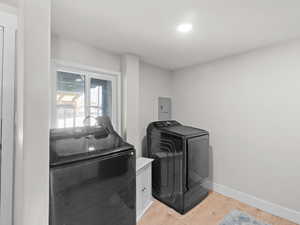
(158, 97), (172, 120)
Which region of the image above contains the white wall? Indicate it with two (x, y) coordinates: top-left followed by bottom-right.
(0, 2), (17, 15)
(121, 54), (140, 154)
(51, 36), (121, 72)
(15, 1), (51, 225)
(172, 40), (300, 213)
(139, 62), (172, 157)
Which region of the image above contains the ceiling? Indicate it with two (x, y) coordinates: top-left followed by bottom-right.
(1, 0), (18, 7)
(51, 0), (300, 70)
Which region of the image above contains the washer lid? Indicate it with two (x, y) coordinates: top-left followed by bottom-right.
(163, 125), (208, 137)
(50, 125), (133, 167)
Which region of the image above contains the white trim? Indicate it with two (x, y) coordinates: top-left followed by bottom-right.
(51, 62), (57, 128)
(0, 11), (16, 225)
(204, 181), (300, 224)
(52, 59), (121, 76)
(51, 60), (122, 133)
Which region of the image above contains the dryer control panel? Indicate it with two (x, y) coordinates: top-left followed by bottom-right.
(152, 120), (181, 128)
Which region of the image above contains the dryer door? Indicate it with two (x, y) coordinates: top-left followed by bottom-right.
(186, 135), (209, 189)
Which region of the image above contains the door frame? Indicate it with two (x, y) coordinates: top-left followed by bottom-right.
(0, 11), (17, 225)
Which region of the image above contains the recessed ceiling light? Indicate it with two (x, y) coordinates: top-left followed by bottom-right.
(177, 23), (193, 33)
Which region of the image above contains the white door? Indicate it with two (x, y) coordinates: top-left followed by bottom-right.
(0, 12), (17, 225)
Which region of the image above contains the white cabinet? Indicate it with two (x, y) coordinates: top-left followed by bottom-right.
(136, 157), (154, 221)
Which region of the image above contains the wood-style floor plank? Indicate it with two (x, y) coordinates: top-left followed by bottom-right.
(138, 192), (298, 225)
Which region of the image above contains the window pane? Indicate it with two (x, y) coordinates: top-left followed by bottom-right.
(89, 78), (112, 119)
(56, 71), (85, 128)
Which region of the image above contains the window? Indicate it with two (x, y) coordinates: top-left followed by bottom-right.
(52, 65), (119, 130)
(56, 71), (85, 128)
(89, 78), (112, 119)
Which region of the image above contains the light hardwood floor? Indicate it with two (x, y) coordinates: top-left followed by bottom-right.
(138, 192), (298, 225)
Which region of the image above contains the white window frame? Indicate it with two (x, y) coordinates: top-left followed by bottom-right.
(51, 60), (121, 133)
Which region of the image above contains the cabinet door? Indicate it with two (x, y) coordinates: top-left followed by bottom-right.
(141, 165), (152, 209)
(136, 172), (143, 219)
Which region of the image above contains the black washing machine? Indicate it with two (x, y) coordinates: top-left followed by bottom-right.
(147, 120), (209, 214)
(49, 117), (136, 225)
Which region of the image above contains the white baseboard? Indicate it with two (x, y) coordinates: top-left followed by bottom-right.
(203, 181), (300, 225)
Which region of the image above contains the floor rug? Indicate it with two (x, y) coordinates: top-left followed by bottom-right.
(219, 210), (271, 225)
